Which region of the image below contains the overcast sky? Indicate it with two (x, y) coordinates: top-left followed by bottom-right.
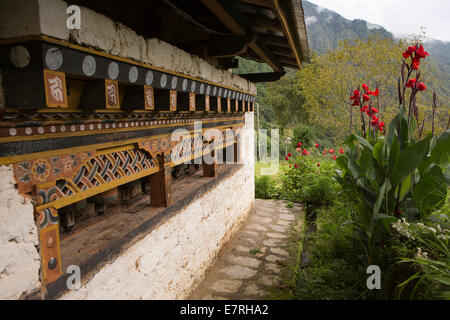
(307, 0), (450, 42)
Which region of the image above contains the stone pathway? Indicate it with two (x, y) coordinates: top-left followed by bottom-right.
(189, 199), (304, 300)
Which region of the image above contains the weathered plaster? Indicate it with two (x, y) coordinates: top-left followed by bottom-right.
(0, 0), (68, 41)
(0, 165), (41, 300)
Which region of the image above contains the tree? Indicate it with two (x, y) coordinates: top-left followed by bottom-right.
(297, 37), (407, 143)
(262, 71), (307, 137)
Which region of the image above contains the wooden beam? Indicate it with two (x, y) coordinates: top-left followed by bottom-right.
(248, 37), (283, 71)
(269, 0), (305, 68)
(200, 0), (246, 35)
(209, 35), (254, 58)
(149, 154), (172, 207)
(200, 0), (282, 72)
(239, 71), (286, 83)
(246, 15), (283, 33)
(258, 34), (290, 48)
(268, 45), (294, 58)
(237, 0), (272, 8)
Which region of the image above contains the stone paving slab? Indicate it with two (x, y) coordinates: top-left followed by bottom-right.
(188, 199), (304, 300)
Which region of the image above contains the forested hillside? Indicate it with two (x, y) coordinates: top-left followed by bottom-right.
(235, 0), (449, 149)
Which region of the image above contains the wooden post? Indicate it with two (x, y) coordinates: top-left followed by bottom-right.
(149, 153), (172, 207)
(203, 143), (218, 177)
(234, 136), (242, 164)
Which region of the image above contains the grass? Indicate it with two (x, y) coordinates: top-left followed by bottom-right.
(269, 197), (367, 300)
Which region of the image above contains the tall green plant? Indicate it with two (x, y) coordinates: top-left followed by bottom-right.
(336, 44), (450, 275)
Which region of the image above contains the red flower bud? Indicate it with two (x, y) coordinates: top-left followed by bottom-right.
(317, 163), (321, 167)
(329, 149), (334, 154)
(406, 79), (417, 88)
(412, 55), (421, 70)
(288, 153), (292, 157)
(363, 94), (370, 101)
(418, 82), (427, 91)
(339, 148), (344, 154)
(332, 156), (337, 160)
(315, 143), (319, 148)
(372, 89), (379, 96)
(297, 142), (302, 147)
(294, 163), (299, 168)
(285, 156), (289, 161)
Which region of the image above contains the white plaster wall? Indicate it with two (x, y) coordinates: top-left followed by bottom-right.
(0, 165), (41, 300)
(61, 115), (255, 300)
(0, 0), (68, 40)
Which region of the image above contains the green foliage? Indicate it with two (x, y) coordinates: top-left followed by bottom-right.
(295, 196), (366, 300)
(390, 218), (450, 299)
(282, 155), (339, 208)
(255, 175), (280, 199)
(292, 124), (314, 148)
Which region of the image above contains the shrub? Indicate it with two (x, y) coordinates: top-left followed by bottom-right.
(292, 124), (315, 148)
(255, 175), (279, 199)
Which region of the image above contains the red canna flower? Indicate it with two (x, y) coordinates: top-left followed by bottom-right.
(288, 153), (292, 157)
(294, 163), (299, 168)
(402, 46), (417, 59)
(417, 82), (427, 91)
(315, 143), (319, 148)
(372, 89), (379, 96)
(367, 107), (378, 116)
(332, 156), (337, 160)
(317, 163), (321, 167)
(339, 148), (344, 154)
(329, 149), (334, 154)
(297, 142), (302, 147)
(415, 45), (429, 59)
(323, 151), (327, 155)
(302, 149), (308, 155)
(406, 79), (417, 88)
(363, 94), (370, 101)
(352, 99), (360, 107)
(412, 55), (421, 70)
(285, 156), (289, 161)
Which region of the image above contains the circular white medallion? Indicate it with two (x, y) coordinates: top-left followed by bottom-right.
(129, 66), (138, 83)
(108, 62), (119, 79)
(182, 79), (188, 91)
(206, 85), (211, 95)
(50, 126), (56, 133)
(9, 128), (17, 136)
(200, 83), (205, 94)
(10, 46), (31, 68)
(45, 47), (64, 70)
(82, 55), (96, 76)
(38, 127), (44, 134)
(160, 74), (168, 88)
(60, 126), (66, 132)
(191, 81), (196, 92)
(146, 71), (154, 85)
(213, 87), (217, 96)
(171, 76), (178, 89)
(71, 125), (76, 132)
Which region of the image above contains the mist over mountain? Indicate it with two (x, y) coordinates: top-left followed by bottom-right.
(302, 1), (393, 54)
(302, 0), (450, 97)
